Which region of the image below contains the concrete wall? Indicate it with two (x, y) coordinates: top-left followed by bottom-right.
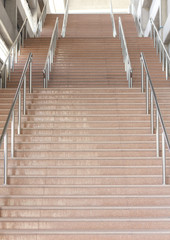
(69, 0), (130, 11)
(168, 0), (170, 14)
(69, 0), (110, 11)
(0, 1), (16, 45)
(47, 0), (65, 13)
(17, 0), (37, 37)
(0, 37), (9, 62)
(47, 0), (130, 14)
(132, 0), (170, 53)
(5, 0), (18, 32)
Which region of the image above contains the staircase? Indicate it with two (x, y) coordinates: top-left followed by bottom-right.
(7, 14), (63, 88)
(114, 14), (168, 88)
(0, 13), (170, 239)
(49, 38), (127, 88)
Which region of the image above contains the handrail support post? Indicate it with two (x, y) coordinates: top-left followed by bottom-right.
(146, 75), (149, 114)
(156, 110), (160, 157)
(18, 91), (21, 135)
(166, 57), (168, 80)
(23, 75), (26, 115)
(151, 91), (154, 134)
(162, 132), (166, 185)
(29, 57), (32, 94)
(4, 133), (8, 185)
(141, 57), (144, 92)
(11, 110), (15, 158)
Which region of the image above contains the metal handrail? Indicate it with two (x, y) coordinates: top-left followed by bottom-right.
(118, 17), (133, 88)
(36, 1), (48, 37)
(150, 18), (170, 80)
(0, 53), (32, 185)
(43, 18), (59, 88)
(0, 19), (28, 88)
(61, 0), (69, 38)
(110, 0), (117, 37)
(140, 52), (170, 185)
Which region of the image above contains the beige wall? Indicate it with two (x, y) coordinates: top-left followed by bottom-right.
(69, 0), (130, 11)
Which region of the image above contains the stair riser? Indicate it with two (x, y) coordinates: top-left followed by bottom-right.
(12, 143), (156, 150)
(1, 186), (170, 195)
(0, 159), (161, 167)
(0, 234), (169, 240)
(0, 197), (169, 207)
(23, 116), (150, 121)
(1, 208), (170, 218)
(27, 105), (146, 110)
(30, 94), (144, 99)
(30, 99), (144, 104)
(13, 135), (155, 142)
(25, 110), (146, 115)
(23, 122), (151, 128)
(5, 150), (157, 158)
(0, 221), (169, 230)
(0, 167), (161, 176)
(5, 177), (161, 185)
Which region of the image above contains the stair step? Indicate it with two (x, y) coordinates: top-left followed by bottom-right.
(1, 12), (170, 238)
(0, 231), (170, 240)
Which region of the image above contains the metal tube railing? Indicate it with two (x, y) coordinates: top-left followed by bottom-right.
(0, 19), (28, 89)
(110, 0), (117, 37)
(140, 52), (170, 185)
(0, 53), (33, 185)
(150, 18), (170, 80)
(61, 0), (69, 38)
(119, 17), (133, 88)
(43, 18), (58, 88)
(36, 1), (47, 37)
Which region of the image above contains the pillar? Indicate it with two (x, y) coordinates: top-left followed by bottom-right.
(5, 0), (17, 35)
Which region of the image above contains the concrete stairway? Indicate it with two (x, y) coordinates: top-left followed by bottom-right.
(114, 14), (170, 88)
(1, 87), (170, 239)
(66, 14), (113, 38)
(49, 38), (127, 88)
(0, 13), (170, 239)
(115, 14), (170, 149)
(7, 14), (63, 88)
(49, 13), (126, 88)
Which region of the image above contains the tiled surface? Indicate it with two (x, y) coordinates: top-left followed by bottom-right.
(1, 13), (170, 238)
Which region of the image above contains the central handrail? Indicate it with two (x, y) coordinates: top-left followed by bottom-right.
(0, 19), (28, 88)
(0, 53), (32, 185)
(140, 52), (170, 185)
(110, 0), (117, 37)
(61, 0), (69, 38)
(43, 17), (59, 88)
(118, 17), (133, 88)
(36, 1), (48, 37)
(150, 18), (170, 80)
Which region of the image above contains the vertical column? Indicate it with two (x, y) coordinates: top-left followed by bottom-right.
(160, 0), (167, 38)
(5, 0), (17, 36)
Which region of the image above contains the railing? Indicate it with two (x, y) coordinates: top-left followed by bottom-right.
(140, 52), (170, 185)
(61, 0), (69, 38)
(0, 19), (28, 88)
(150, 18), (170, 80)
(110, 0), (117, 37)
(0, 53), (32, 185)
(119, 17), (133, 88)
(130, 3), (144, 37)
(36, 1), (47, 37)
(43, 18), (59, 88)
